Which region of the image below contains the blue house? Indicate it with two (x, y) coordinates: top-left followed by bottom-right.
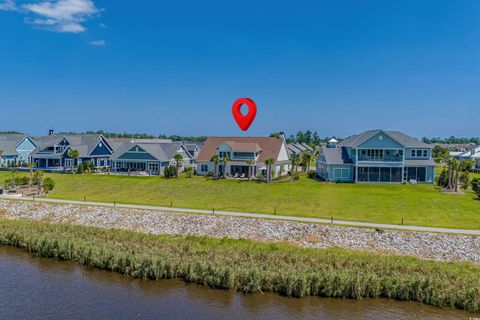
(32, 134), (114, 171)
(317, 130), (435, 183)
(0, 134), (37, 167)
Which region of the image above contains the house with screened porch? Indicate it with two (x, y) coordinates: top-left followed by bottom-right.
(317, 130), (435, 183)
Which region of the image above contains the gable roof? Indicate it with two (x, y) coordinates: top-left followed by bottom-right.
(110, 142), (190, 162)
(197, 137), (286, 162)
(338, 130), (431, 148)
(319, 146), (354, 165)
(32, 134), (112, 157)
(0, 134), (35, 156)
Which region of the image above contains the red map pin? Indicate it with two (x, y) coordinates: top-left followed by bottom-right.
(232, 98), (257, 131)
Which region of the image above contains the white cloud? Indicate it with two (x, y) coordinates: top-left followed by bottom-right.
(1, 0), (106, 34)
(89, 39), (105, 46)
(99, 22), (107, 28)
(0, 0), (17, 11)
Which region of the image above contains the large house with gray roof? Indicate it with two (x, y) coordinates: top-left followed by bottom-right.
(317, 130), (435, 183)
(110, 140), (193, 175)
(0, 134), (37, 167)
(31, 134), (114, 171)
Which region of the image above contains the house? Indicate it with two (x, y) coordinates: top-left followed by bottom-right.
(196, 136), (291, 178)
(109, 141), (193, 175)
(287, 142), (314, 157)
(0, 134), (37, 167)
(317, 130), (435, 183)
(182, 142), (202, 164)
(31, 134), (114, 170)
(451, 146), (480, 169)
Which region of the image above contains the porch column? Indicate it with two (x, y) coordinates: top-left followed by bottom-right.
(355, 149), (358, 183)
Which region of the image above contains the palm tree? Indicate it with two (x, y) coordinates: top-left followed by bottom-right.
(290, 155), (301, 182)
(264, 158), (275, 182)
(174, 154), (183, 178)
(211, 155), (220, 179)
(0, 149), (3, 168)
(222, 154), (230, 178)
(11, 169), (17, 184)
(27, 162), (36, 187)
(35, 171), (44, 195)
(68, 149), (80, 173)
(246, 159), (254, 180)
(302, 151), (313, 173)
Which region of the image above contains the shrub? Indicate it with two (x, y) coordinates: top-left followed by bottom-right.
(471, 178), (480, 199)
(184, 167), (194, 178)
(459, 172), (470, 190)
(163, 165), (176, 178)
(307, 170), (316, 178)
(14, 176), (29, 186)
(207, 171), (214, 177)
(42, 177), (55, 193)
(436, 169), (448, 188)
(76, 163), (85, 174)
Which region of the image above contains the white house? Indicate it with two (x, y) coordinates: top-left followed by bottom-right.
(196, 136), (291, 178)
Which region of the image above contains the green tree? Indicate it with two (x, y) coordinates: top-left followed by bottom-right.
(302, 151), (313, 173)
(264, 158), (275, 182)
(0, 149), (3, 168)
(35, 171), (44, 194)
(290, 154), (301, 182)
(68, 149), (80, 173)
(246, 159), (255, 180)
(471, 178), (480, 199)
(222, 154), (230, 178)
(77, 163), (85, 174)
(10, 169), (17, 185)
(459, 159), (475, 172)
(27, 162), (36, 187)
(296, 131), (305, 144)
(432, 146), (449, 163)
(459, 172), (470, 190)
(210, 155), (220, 180)
(174, 154), (183, 178)
(312, 131), (321, 146)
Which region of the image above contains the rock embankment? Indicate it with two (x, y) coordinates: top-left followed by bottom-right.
(0, 200), (478, 264)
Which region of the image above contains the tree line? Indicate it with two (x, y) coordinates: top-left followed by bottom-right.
(422, 136), (480, 145)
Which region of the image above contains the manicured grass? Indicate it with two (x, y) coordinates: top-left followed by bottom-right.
(0, 220), (478, 312)
(1, 171), (479, 229)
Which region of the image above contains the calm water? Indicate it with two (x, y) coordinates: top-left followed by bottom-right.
(0, 246), (474, 320)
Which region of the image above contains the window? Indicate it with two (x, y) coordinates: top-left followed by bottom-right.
(219, 151), (230, 158)
(333, 168), (349, 179)
(201, 164), (208, 172)
(410, 149), (428, 158)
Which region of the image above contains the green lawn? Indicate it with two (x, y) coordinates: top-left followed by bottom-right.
(1, 171), (479, 229)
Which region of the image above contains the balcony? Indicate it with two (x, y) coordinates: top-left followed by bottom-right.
(358, 156), (403, 162)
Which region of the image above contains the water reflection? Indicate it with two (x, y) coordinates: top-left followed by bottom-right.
(0, 246), (474, 320)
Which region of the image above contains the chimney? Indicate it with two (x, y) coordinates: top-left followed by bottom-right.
(278, 132), (285, 139)
(48, 129), (54, 135)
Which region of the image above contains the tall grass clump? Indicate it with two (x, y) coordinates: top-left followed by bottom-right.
(0, 219), (478, 312)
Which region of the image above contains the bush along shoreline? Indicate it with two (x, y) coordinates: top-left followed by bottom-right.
(0, 220), (478, 312)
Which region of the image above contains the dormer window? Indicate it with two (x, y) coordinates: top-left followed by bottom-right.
(378, 135), (384, 141)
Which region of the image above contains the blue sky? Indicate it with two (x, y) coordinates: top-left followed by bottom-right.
(0, 0), (479, 138)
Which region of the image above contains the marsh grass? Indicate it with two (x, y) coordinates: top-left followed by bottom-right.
(0, 219), (478, 312)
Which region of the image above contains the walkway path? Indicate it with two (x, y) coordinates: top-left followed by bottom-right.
(1, 195), (479, 235)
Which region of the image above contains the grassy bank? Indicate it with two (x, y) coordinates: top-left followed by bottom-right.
(0, 219), (478, 312)
(1, 171), (479, 229)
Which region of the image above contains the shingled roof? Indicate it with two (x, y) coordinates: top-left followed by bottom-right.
(197, 137), (286, 162)
(338, 130), (430, 148)
(319, 146), (354, 165)
(0, 134), (32, 156)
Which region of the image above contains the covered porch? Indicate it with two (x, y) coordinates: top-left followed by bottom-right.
(112, 160), (161, 175)
(356, 166), (403, 183)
